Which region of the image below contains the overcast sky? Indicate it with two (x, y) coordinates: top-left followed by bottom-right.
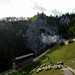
(0, 0), (75, 18)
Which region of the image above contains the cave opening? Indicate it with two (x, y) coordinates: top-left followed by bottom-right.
(40, 29), (45, 33)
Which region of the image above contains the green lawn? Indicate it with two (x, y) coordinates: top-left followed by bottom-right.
(32, 69), (63, 75)
(43, 42), (75, 69)
(9, 42), (75, 75)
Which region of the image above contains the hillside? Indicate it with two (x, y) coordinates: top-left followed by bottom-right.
(43, 42), (75, 69)
(0, 20), (32, 72)
(9, 42), (75, 75)
(0, 13), (75, 72)
(26, 13), (75, 55)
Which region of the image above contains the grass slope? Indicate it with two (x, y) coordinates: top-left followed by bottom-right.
(43, 42), (75, 69)
(9, 42), (75, 75)
(32, 69), (63, 75)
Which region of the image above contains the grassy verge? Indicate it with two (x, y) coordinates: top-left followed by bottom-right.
(32, 69), (63, 75)
(9, 43), (62, 75)
(9, 42), (75, 75)
(42, 42), (75, 69)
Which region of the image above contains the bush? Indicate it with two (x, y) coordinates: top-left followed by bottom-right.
(59, 42), (64, 46)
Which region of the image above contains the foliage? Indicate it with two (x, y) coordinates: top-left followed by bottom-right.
(1, 13), (75, 73)
(67, 20), (75, 38)
(59, 42), (64, 46)
(29, 14), (38, 21)
(0, 21), (32, 73)
(8, 22), (13, 27)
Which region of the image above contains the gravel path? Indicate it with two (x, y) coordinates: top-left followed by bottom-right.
(62, 68), (73, 75)
(67, 66), (75, 74)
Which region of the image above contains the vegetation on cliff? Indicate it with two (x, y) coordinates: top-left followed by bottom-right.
(0, 13), (75, 73)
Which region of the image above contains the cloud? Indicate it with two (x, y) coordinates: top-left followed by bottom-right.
(51, 9), (63, 16)
(0, 0), (13, 5)
(72, 8), (75, 13)
(0, 0), (75, 18)
(33, 0), (47, 12)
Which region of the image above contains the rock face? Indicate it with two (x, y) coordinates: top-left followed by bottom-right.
(0, 13), (75, 56)
(26, 14), (60, 55)
(1, 13), (75, 72)
(26, 13), (75, 55)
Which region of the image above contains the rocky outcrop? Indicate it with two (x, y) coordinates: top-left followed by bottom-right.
(26, 14), (59, 55)
(26, 13), (75, 55)
(0, 13), (75, 72)
(0, 13), (75, 56)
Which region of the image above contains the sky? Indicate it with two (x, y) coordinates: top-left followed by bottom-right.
(0, 0), (75, 18)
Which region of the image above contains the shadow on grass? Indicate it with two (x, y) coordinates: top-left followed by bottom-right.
(9, 51), (57, 75)
(9, 43), (62, 75)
